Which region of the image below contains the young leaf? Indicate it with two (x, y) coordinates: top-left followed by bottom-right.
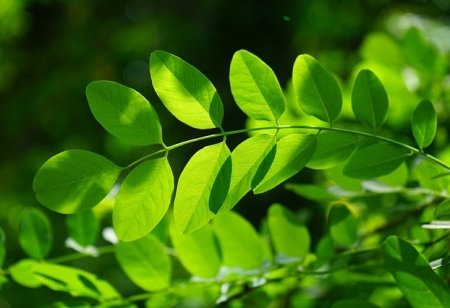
(253, 134), (316, 194)
(268, 204), (310, 262)
(412, 100), (437, 150)
(351, 69), (389, 130)
(115, 234), (171, 291)
(212, 211), (264, 270)
(114, 158), (174, 241)
(9, 259), (41, 288)
(150, 50), (223, 129)
(169, 222), (221, 278)
(381, 236), (450, 308)
(229, 50), (285, 122)
(292, 54), (342, 124)
(33, 150), (121, 214)
(343, 142), (410, 179)
(328, 204), (357, 247)
(66, 210), (99, 247)
(218, 134), (276, 213)
(86, 80), (162, 145)
(18, 208), (52, 260)
(307, 131), (362, 169)
(174, 142), (230, 233)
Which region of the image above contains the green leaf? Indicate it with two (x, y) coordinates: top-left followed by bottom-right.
(307, 131), (362, 169)
(86, 80), (162, 145)
(343, 142), (410, 179)
(33, 150), (121, 214)
(415, 161), (450, 193)
(150, 50), (223, 129)
(381, 236), (450, 308)
(229, 50), (285, 122)
(332, 299), (380, 308)
(351, 69), (389, 130)
(435, 200), (450, 220)
(293, 54), (342, 123)
(9, 259), (41, 288)
(253, 134), (316, 193)
(328, 204), (357, 247)
(412, 100), (437, 150)
(18, 208), (52, 260)
(169, 222), (221, 278)
(268, 204), (310, 262)
(0, 227), (5, 268)
(174, 142), (230, 233)
(212, 211), (264, 271)
(285, 183), (338, 202)
(114, 158), (174, 241)
(115, 234), (171, 291)
(66, 210), (99, 247)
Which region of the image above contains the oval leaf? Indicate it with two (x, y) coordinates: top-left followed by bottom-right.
(86, 80), (162, 145)
(115, 234), (171, 291)
(114, 158), (174, 241)
(293, 55), (342, 123)
(351, 69), (389, 130)
(9, 259), (42, 288)
(66, 210), (99, 247)
(33, 150), (121, 214)
(381, 236), (450, 308)
(343, 143), (410, 179)
(18, 208), (52, 260)
(174, 142), (230, 233)
(150, 50), (223, 129)
(412, 99), (437, 150)
(254, 134), (316, 194)
(328, 204), (357, 247)
(230, 50), (285, 122)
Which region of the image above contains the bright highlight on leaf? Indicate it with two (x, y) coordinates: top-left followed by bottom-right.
(113, 158), (174, 241)
(351, 69), (389, 130)
(230, 50), (285, 122)
(86, 80), (162, 145)
(293, 55), (342, 124)
(150, 50), (223, 129)
(412, 99), (437, 150)
(33, 150), (121, 214)
(18, 208), (52, 260)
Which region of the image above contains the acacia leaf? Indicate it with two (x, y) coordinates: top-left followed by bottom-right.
(66, 210), (99, 247)
(328, 204), (357, 247)
(412, 100), (437, 150)
(18, 208), (52, 260)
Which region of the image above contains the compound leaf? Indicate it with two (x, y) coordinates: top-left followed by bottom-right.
(18, 208), (52, 260)
(66, 210), (99, 247)
(412, 100), (437, 150)
(114, 158), (174, 241)
(293, 55), (342, 124)
(86, 80), (162, 145)
(230, 49), (285, 122)
(381, 236), (450, 308)
(351, 69), (389, 130)
(174, 142), (230, 233)
(115, 234), (171, 291)
(150, 50), (223, 129)
(33, 150), (121, 214)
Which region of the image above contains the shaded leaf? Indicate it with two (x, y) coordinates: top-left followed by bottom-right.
(293, 54), (342, 123)
(328, 204), (357, 247)
(332, 299), (379, 308)
(18, 208), (52, 260)
(33, 150), (121, 214)
(230, 50), (285, 122)
(150, 50), (223, 129)
(415, 160), (450, 193)
(285, 183), (338, 202)
(115, 234), (171, 291)
(66, 209), (99, 247)
(86, 80), (162, 145)
(412, 100), (437, 150)
(0, 227), (5, 268)
(435, 200), (450, 220)
(114, 158), (174, 241)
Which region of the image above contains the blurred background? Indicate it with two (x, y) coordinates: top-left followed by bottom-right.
(0, 0), (449, 306)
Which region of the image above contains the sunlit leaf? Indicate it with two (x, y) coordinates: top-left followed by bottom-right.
(18, 208), (52, 260)
(66, 210), (99, 247)
(415, 160), (450, 193)
(9, 259), (41, 288)
(351, 69), (389, 130)
(328, 204), (357, 247)
(174, 142), (230, 233)
(230, 50), (285, 122)
(212, 211), (264, 271)
(114, 158), (174, 241)
(412, 100), (437, 150)
(115, 234), (171, 291)
(33, 150), (121, 214)
(343, 142), (410, 179)
(150, 50), (223, 129)
(254, 134), (316, 194)
(381, 236), (450, 307)
(86, 80), (162, 145)
(293, 54), (342, 123)
(268, 204), (310, 262)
